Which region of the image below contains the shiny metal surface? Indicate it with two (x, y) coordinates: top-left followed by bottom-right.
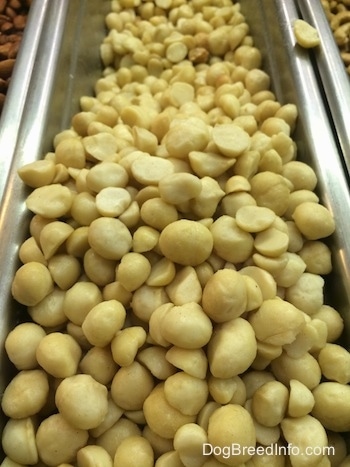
(1, 0), (350, 451)
(0, 0), (51, 205)
(295, 0), (350, 177)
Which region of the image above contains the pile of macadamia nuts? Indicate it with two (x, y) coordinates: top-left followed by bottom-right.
(321, 0), (350, 74)
(2, 0), (350, 466)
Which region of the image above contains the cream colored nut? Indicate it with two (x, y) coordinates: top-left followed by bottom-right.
(260, 116), (291, 136)
(36, 413), (89, 466)
(250, 171), (291, 216)
(111, 326), (147, 366)
(160, 302), (213, 349)
(36, 332), (82, 378)
(208, 404), (256, 466)
(288, 379), (315, 418)
(131, 155), (175, 185)
(258, 148), (283, 173)
(165, 346), (208, 380)
(86, 161), (128, 192)
(89, 396), (124, 439)
(149, 303), (173, 349)
(242, 275), (264, 312)
(1, 369), (49, 419)
(39, 221), (74, 260)
(294, 19), (321, 48)
(318, 343), (350, 384)
(132, 284), (169, 322)
(273, 252), (307, 288)
(245, 400), (281, 448)
(103, 281), (132, 307)
(95, 417), (141, 458)
(219, 93), (241, 119)
(188, 150), (236, 178)
(133, 225), (160, 253)
(63, 281), (102, 325)
(271, 351), (321, 390)
(55, 374), (108, 430)
(77, 445), (113, 467)
(254, 227), (289, 257)
(144, 383), (196, 440)
(208, 375), (244, 405)
(208, 317), (257, 378)
(236, 205), (276, 233)
(168, 81), (195, 107)
(233, 149), (260, 179)
(19, 236), (46, 264)
(133, 126), (158, 154)
(95, 187), (132, 217)
(212, 123), (251, 158)
(65, 322), (90, 351)
(210, 215), (254, 263)
(84, 248), (116, 287)
(28, 288), (66, 328)
(151, 451), (183, 467)
(281, 160), (318, 191)
(66, 225), (90, 258)
(164, 371), (208, 415)
(11, 261), (54, 307)
(146, 257), (176, 287)
(285, 189), (319, 219)
(117, 252), (151, 292)
(275, 103), (298, 131)
(292, 201), (335, 240)
(252, 253), (288, 276)
(88, 217), (133, 260)
(137, 346), (177, 380)
(239, 265), (277, 300)
(111, 361), (154, 411)
(202, 269), (247, 323)
(140, 197), (179, 231)
(72, 111), (97, 136)
(26, 183), (73, 218)
(286, 220), (304, 253)
(114, 435), (154, 467)
(5, 322), (46, 370)
(158, 172), (202, 205)
(120, 104), (154, 129)
(285, 272), (324, 315)
(312, 382), (350, 432)
(313, 304), (344, 343)
(283, 318), (325, 358)
(251, 380), (289, 427)
(2, 417), (38, 465)
(165, 265), (202, 305)
(164, 117), (210, 158)
(159, 219), (213, 266)
(244, 68), (270, 95)
(55, 137), (86, 169)
(190, 176), (225, 218)
(281, 415), (327, 467)
(79, 346), (118, 386)
(298, 240), (332, 275)
(83, 132), (118, 161)
(195, 261), (214, 288)
(173, 423), (208, 466)
(224, 175), (251, 194)
(48, 254), (82, 290)
(17, 159), (56, 188)
(82, 299), (126, 347)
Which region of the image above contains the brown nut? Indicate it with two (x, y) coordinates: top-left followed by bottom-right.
(0, 58), (15, 79)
